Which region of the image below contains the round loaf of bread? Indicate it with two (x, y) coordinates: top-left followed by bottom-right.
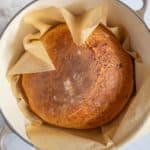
(22, 24), (134, 129)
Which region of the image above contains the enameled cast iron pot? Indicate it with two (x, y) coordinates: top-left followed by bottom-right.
(0, 0), (149, 148)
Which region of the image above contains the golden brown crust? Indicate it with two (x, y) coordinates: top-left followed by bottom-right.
(22, 24), (134, 129)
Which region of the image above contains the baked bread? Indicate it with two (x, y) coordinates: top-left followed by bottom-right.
(22, 24), (134, 129)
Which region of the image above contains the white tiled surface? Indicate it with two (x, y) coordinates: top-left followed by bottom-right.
(0, 0), (31, 33)
(0, 0), (150, 150)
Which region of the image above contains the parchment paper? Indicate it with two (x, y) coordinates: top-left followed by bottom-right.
(7, 5), (150, 150)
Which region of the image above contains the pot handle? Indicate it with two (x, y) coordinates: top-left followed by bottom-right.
(0, 113), (12, 150)
(120, 0), (150, 31)
(135, 0), (148, 19)
(0, 127), (12, 150)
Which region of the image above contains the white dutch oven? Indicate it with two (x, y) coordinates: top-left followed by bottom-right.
(0, 0), (150, 148)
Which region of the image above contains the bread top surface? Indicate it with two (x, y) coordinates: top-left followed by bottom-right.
(22, 24), (134, 129)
